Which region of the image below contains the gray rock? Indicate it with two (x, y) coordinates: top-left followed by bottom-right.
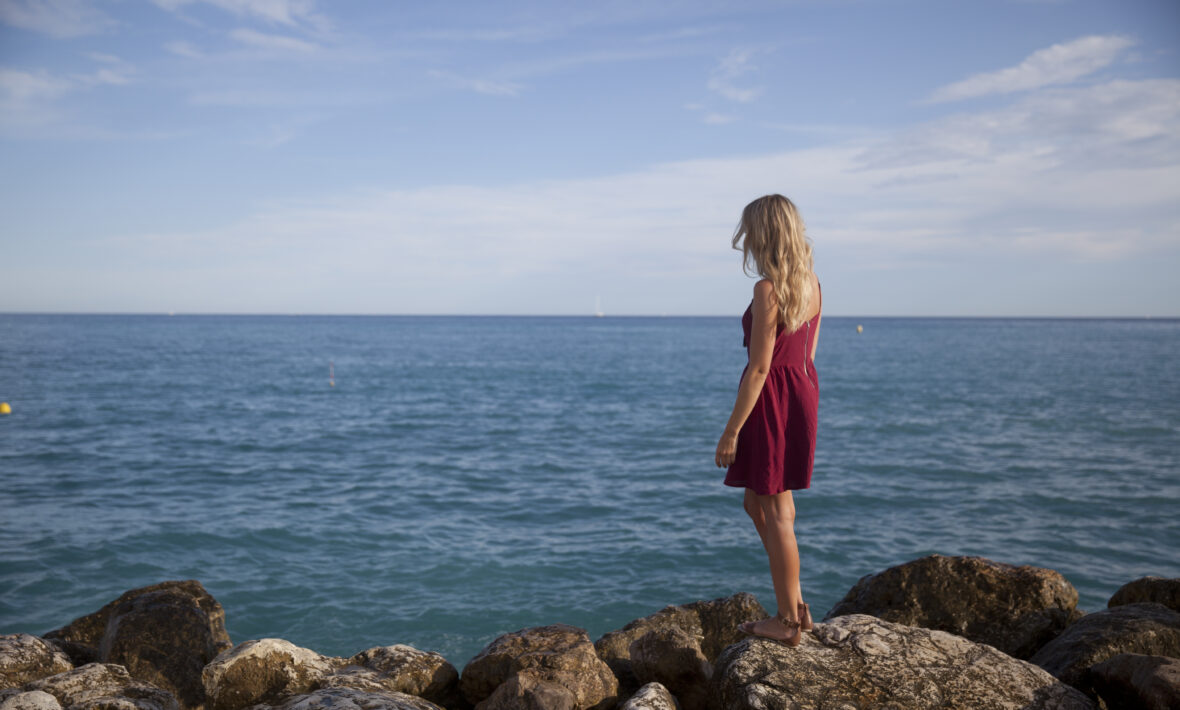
(618, 683), (680, 710)
(1109, 577), (1180, 614)
(1086, 653), (1180, 710)
(0, 690), (63, 710)
(17, 663), (178, 710)
(594, 593), (764, 696)
(334, 645), (464, 709)
(825, 553), (1084, 659)
(711, 613), (1095, 709)
(1031, 603), (1180, 699)
(0, 635), (73, 688)
(202, 638), (345, 710)
(244, 686), (444, 710)
(473, 670), (577, 710)
(41, 580), (232, 709)
(627, 628), (708, 710)
(459, 623), (618, 710)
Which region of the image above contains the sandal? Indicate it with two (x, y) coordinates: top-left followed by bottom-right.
(737, 612), (802, 647)
(799, 601), (813, 631)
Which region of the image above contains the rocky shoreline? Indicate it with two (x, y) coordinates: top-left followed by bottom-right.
(2, 554), (1178, 709)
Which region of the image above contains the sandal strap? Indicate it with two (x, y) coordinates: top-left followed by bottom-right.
(775, 613), (800, 629)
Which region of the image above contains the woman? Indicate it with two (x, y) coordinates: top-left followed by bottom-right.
(715, 194), (821, 647)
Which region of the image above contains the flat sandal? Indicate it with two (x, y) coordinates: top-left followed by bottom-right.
(737, 613), (802, 647)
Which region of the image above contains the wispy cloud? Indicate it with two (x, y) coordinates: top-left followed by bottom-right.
(927, 34), (1136, 103)
(707, 48), (761, 102)
(0, 0), (112, 37)
(0, 54), (134, 131)
(427, 69), (522, 97)
(229, 27), (319, 53)
(151, 0), (321, 28)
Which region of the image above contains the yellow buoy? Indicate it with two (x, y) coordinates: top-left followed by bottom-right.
(856, 324), (863, 334)
(0, 402), (11, 415)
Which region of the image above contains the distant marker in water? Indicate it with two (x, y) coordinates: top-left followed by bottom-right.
(856, 324), (863, 334)
(329, 361), (335, 387)
(0, 402), (10, 415)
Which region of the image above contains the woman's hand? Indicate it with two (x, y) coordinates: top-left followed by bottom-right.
(715, 429), (739, 468)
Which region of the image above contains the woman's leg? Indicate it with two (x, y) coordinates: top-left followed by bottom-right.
(748, 490), (801, 637)
(744, 488), (804, 606)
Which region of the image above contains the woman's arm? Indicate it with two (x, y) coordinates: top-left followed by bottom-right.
(715, 280), (778, 468)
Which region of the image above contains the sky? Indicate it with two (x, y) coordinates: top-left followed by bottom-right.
(0, 0), (1178, 316)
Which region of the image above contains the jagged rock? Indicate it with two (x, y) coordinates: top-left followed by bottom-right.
(1030, 603), (1180, 699)
(202, 638), (345, 710)
(1109, 577), (1180, 613)
(824, 553), (1083, 659)
(0, 635), (73, 688)
(628, 628), (708, 710)
(0, 690), (62, 710)
(474, 670), (577, 710)
(618, 682), (680, 710)
(41, 580), (231, 709)
(329, 645), (465, 709)
(9, 663), (178, 710)
(459, 624), (618, 710)
(245, 686), (445, 709)
(593, 592), (764, 695)
(1086, 653), (1180, 710)
(711, 613), (1095, 709)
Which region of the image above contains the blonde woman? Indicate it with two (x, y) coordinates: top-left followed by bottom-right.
(715, 194), (821, 647)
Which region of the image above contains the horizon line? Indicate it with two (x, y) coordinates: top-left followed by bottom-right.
(1, 311), (1177, 320)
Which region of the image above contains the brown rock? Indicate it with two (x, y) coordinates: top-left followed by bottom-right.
(14, 663), (178, 710)
(41, 580), (231, 709)
(710, 613), (1095, 709)
(0, 690), (63, 710)
(459, 624), (617, 710)
(825, 553), (1083, 658)
(628, 628), (709, 710)
(1086, 653), (1180, 710)
(200, 638), (344, 710)
(251, 686), (445, 710)
(474, 670), (577, 710)
(0, 635), (73, 688)
(1109, 577), (1180, 613)
(333, 645), (464, 709)
(593, 592), (764, 695)
(1030, 603), (1180, 699)
(618, 682), (680, 710)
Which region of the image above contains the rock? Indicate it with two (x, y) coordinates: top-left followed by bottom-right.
(1086, 653), (1180, 710)
(247, 686), (445, 710)
(618, 682), (680, 710)
(201, 638), (344, 710)
(711, 613), (1095, 709)
(13, 663), (178, 710)
(594, 592), (764, 695)
(825, 553), (1083, 659)
(330, 645), (464, 709)
(1030, 603), (1180, 699)
(1109, 577), (1180, 613)
(628, 628), (708, 710)
(41, 580), (232, 709)
(474, 670), (577, 710)
(459, 624), (618, 710)
(0, 690), (62, 710)
(0, 635), (74, 688)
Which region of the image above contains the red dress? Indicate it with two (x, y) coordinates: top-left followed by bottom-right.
(723, 283), (821, 494)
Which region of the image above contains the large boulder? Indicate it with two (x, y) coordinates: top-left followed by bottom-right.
(1030, 602), (1180, 699)
(0, 690), (62, 710)
(1, 663), (178, 710)
(474, 670), (577, 710)
(459, 624), (618, 710)
(618, 682), (680, 710)
(628, 628), (709, 710)
(41, 580), (231, 709)
(201, 638), (344, 710)
(249, 686), (445, 709)
(825, 553), (1082, 659)
(710, 613), (1094, 709)
(594, 592), (764, 695)
(0, 635), (73, 688)
(1086, 653), (1180, 710)
(1109, 577), (1180, 613)
(321, 645), (465, 709)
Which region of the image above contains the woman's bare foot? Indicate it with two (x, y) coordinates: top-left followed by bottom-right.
(738, 613), (802, 646)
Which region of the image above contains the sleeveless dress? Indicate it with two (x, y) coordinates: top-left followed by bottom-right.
(723, 282), (821, 495)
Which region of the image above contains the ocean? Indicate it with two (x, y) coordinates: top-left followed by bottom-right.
(1, 313), (1177, 669)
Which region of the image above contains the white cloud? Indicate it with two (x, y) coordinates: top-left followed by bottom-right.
(707, 48), (761, 102)
(152, 0), (320, 27)
(927, 34), (1136, 103)
(229, 27), (319, 52)
(702, 112), (735, 125)
(0, 0), (111, 37)
(427, 70), (522, 97)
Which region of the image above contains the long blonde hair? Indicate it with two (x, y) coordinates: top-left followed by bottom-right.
(731, 194), (815, 333)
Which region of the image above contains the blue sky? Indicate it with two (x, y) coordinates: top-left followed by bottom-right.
(1, 0), (1178, 316)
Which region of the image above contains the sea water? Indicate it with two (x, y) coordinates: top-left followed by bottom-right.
(1, 314), (1177, 668)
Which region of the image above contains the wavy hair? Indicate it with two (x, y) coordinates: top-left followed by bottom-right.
(731, 194), (815, 333)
